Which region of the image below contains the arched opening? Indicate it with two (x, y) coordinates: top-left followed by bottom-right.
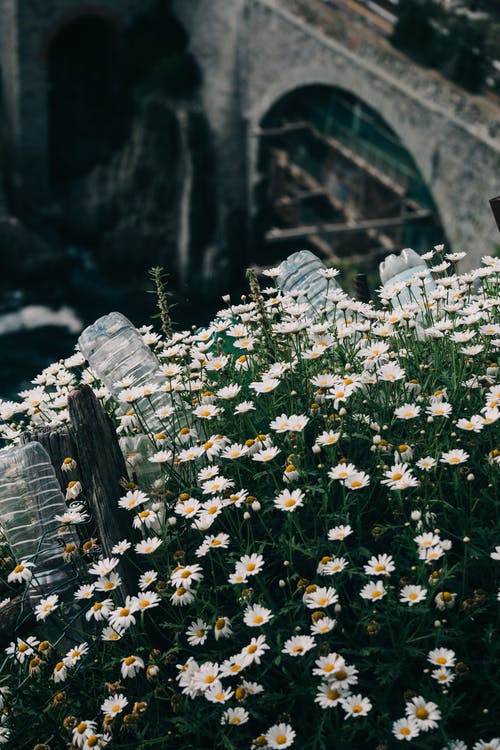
(252, 85), (446, 269)
(48, 15), (131, 187)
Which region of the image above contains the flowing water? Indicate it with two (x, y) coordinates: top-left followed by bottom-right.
(0, 247), (157, 401)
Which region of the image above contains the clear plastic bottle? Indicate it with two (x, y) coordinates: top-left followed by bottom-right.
(0, 442), (76, 604)
(277, 250), (341, 316)
(119, 434), (161, 490)
(379, 248), (436, 311)
(78, 312), (173, 433)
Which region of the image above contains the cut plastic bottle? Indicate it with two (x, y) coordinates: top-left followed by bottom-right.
(277, 250), (341, 317)
(0, 442), (76, 605)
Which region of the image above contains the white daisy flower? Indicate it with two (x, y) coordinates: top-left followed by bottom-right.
(265, 722), (296, 749)
(135, 537), (162, 555)
(427, 647), (456, 668)
(186, 618), (209, 646)
(121, 655), (145, 679)
(364, 554), (395, 577)
(416, 456), (437, 471)
(328, 525), (353, 541)
(392, 717), (421, 741)
(432, 667), (455, 685)
(7, 560), (35, 584)
(315, 683), (347, 708)
(394, 403), (421, 420)
(303, 585), (338, 609)
(274, 488), (305, 512)
(359, 580), (386, 602)
(405, 695), (441, 731)
(310, 615), (337, 635)
(101, 692), (128, 716)
(221, 707), (249, 725)
(341, 694), (372, 719)
(243, 604), (273, 627)
(282, 635), (316, 657)
(440, 449), (469, 465)
(400, 585), (427, 606)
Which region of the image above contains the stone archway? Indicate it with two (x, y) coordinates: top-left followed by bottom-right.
(249, 80), (446, 261)
(47, 13), (130, 187)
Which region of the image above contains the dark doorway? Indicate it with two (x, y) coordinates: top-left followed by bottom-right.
(48, 15), (130, 186)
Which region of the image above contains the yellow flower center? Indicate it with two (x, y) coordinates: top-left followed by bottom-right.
(247, 644), (257, 654)
(253, 616), (263, 624)
(352, 705), (363, 714)
(76, 722), (87, 734)
(400, 727), (411, 736)
(18, 643), (29, 653)
(436, 656), (447, 665)
(13, 564), (24, 574)
(334, 669), (347, 681)
(119, 608), (130, 617)
(284, 499), (296, 508)
(276, 736), (287, 746)
(416, 707), (429, 720)
(125, 656), (136, 666)
(392, 472), (403, 481)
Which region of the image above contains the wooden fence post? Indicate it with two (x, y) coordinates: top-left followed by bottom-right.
(67, 384), (139, 596)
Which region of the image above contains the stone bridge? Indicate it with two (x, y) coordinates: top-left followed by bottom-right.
(174, 0), (500, 266)
(1, 0), (499, 266)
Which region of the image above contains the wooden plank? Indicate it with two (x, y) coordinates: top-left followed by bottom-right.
(265, 209), (432, 242)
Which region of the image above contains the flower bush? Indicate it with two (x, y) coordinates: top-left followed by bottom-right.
(0, 248), (499, 749)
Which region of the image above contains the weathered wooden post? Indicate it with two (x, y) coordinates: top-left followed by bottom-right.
(67, 384), (139, 596)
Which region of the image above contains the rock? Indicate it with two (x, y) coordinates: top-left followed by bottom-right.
(64, 96), (215, 284)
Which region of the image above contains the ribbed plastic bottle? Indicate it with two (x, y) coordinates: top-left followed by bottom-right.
(78, 311), (173, 434)
(379, 248), (436, 311)
(0, 442), (76, 604)
(277, 250), (341, 317)
(119, 434), (161, 490)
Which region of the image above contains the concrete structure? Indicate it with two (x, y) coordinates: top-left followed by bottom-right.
(1, 0), (499, 264)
